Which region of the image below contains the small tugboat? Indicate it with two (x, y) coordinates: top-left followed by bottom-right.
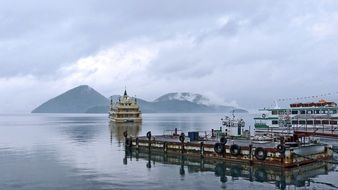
(109, 89), (142, 123)
(122, 114), (333, 168)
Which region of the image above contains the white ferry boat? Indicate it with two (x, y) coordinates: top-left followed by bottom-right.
(254, 99), (338, 135)
(109, 90), (142, 123)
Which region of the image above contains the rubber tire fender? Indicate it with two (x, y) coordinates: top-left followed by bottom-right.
(179, 133), (185, 143)
(214, 143), (225, 154)
(230, 144), (241, 156)
(277, 144), (286, 154)
(146, 131), (152, 140)
(220, 136), (227, 144)
(255, 147), (267, 161)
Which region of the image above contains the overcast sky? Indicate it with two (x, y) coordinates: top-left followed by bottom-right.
(1, 0), (338, 113)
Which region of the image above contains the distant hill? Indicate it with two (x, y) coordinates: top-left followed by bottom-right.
(32, 85), (109, 113)
(151, 92), (247, 113)
(32, 86), (248, 113)
(87, 92), (248, 113)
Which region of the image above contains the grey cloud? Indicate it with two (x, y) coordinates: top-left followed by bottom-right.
(0, 0), (272, 76)
(1, 0), (338, 112)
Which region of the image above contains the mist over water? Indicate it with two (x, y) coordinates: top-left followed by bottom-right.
(0, 113), (337, 190)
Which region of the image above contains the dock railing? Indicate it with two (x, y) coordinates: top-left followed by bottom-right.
(163, 129), (183, 136)
(162, 129), (213, 141)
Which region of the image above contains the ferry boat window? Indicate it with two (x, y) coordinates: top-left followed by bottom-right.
(272, 120), (278, 124)
(299, 120), (306, 124)
(292, 120), (298, 124)
(307, 110), (313, 114)
(306, 120), (314, 125)
(322, 120), (329, 125)
(314, 120), (321, 125)
(278, 111), (285, 115)
(291, 110), (298, 114)
(334, 110), (338, 114)
(272, 110), (277, 115)
(330, 121), (338, 125)
(315, 110), (320, 114)
(300, 110), (306, 114)
(320, 110), (324, 114)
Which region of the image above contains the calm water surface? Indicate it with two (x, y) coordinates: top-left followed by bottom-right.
(0, 113), (337, 190)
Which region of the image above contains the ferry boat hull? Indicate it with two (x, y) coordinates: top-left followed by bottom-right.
(110, 117), (142, 123)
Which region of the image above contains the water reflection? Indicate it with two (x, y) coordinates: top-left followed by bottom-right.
(60, 124), (102, 143)
(47, 115), (108, 144)
(109, 122), (142, 145)
(124, 149), (336, 190)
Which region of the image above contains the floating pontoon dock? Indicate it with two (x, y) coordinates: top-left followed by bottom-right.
(123, 130), (333, 168)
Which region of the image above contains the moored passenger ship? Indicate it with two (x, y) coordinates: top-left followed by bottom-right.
(254, 99), (338, 135)
(109, 90), (142, 123)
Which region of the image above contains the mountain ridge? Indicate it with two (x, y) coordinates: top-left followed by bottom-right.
(32, 85), (248, 113)
(32, 85), (109, 113)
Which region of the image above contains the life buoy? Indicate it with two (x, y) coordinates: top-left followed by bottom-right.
(230, 144), (241, 156)
(123, 131), (128, 138)
(220, 136), (227, 144)
(276, 144), (286, 154)
(179, 133), (185, 143)
(146, 131), (152, 140)
(214, 143), (225, 154)
(262, 113), (266, 118)
(255, 147), (267, 161)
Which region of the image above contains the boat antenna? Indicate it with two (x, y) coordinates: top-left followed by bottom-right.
(124, 86), (127, 96)
(274, 100), (280, 109)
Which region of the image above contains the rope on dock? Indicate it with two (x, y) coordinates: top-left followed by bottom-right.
(293, 153), (338, 165)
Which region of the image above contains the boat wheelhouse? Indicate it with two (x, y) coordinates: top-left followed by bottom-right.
(109, 90), (142, 123)
(254, 100), (338, 135)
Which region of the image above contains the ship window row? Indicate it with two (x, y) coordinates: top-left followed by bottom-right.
(119, 103), (134, 106)
(115, 114), (140, 118)
(115, 109), (140, 112)
(272, 110), (338, 115)
(272, 120), (337, 125)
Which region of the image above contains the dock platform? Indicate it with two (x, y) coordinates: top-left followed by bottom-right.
(124, 132), (333, 168)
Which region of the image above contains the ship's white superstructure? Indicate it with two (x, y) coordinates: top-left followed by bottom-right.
(254, 100), (338, 135)
(109, 90), (142, 123)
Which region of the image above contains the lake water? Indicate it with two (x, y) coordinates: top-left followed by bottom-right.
(0, 113), (337, 190)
